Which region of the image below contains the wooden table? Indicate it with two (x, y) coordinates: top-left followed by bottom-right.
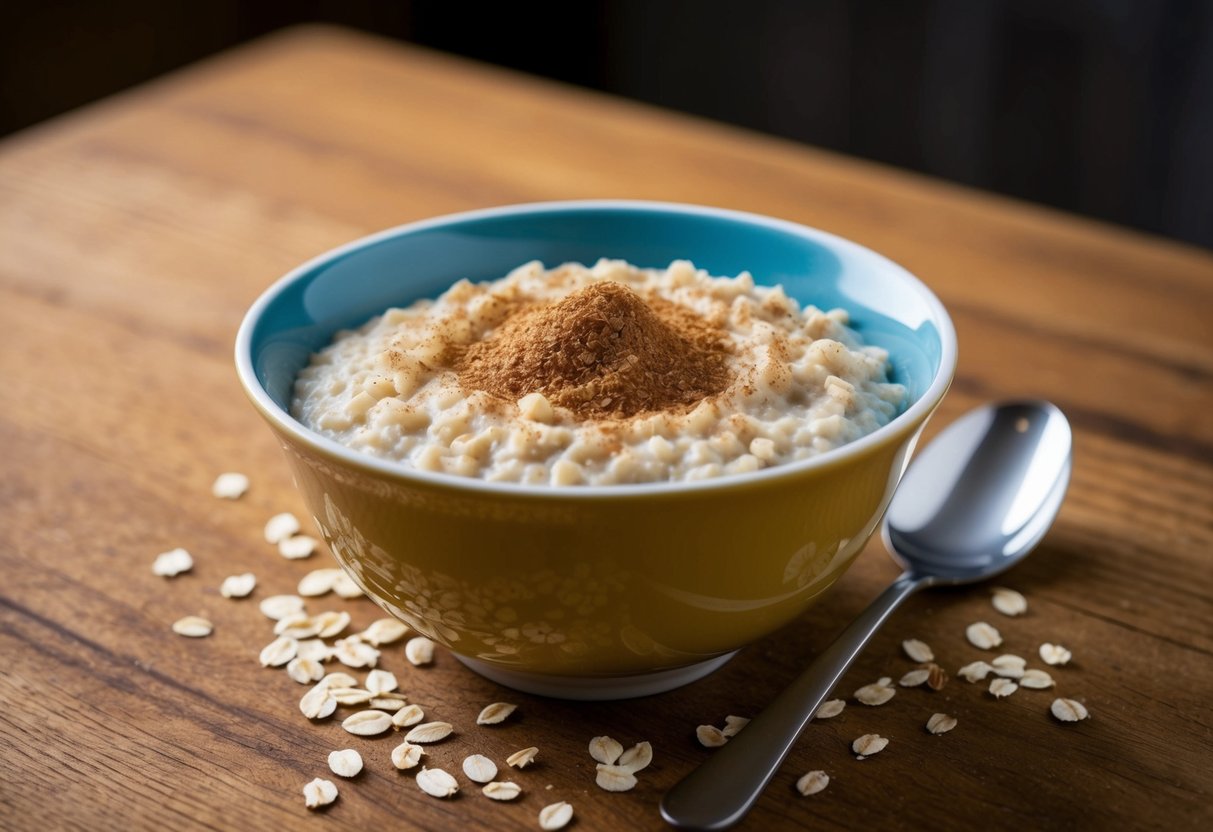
(2, 26), (1210, 831)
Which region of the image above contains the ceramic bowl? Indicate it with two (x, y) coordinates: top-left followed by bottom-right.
(236, 201), (956, 699)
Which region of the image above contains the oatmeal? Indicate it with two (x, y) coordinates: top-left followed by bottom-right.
(291, 260), (904, 485)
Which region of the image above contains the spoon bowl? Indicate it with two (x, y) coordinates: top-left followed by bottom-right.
(660, 401), (1073, 830)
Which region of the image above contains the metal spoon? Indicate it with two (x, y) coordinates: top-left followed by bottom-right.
(660, 401), (1072, 830)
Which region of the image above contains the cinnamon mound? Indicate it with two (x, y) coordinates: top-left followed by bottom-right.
(457, 281), (732, 419)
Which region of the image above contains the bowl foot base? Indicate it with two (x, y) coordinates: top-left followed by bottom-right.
(453, 651), (738, 700)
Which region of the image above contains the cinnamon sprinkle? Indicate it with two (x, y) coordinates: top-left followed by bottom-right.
(455, 281), (732, 419)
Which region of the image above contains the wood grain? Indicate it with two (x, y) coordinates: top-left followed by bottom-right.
(1, 25), (1211, 831)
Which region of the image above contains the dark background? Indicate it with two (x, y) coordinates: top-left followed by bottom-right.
(2, 0), (1210, 249)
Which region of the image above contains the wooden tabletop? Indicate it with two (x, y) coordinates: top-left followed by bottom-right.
(1, 25), (1210, 831)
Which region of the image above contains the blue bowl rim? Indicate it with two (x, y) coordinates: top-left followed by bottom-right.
(235, 199), (957, 499)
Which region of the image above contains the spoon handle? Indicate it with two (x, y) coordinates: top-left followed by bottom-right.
(660, 573), (926, 830)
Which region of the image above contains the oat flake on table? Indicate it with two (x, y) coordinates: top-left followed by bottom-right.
(328, 749), (363, 778)
(405, 636), (436, 665)
(259, 594), (305, 621)
(1040, 642), (1073, 666)
(391, 741), (425, 770)
(152, 548), (193, 577)
(462, 754), (498, 784)
(796, 770), (830, 796)
(1051, 698), (1090, 722)
(171, 615), (212, 637)
(618, 741), (653, 773)
(539, 801), (574, 831)
(220, 572), (256, 598)
(989, 678), (1019, 699)
(852, 734), (889, 758)
(507, 747), (538, 768)
(815, 699), (846, 719)
(416, 766), (459, 798)
(926, 713), (957, 735)
(342, 710), (393, 736)
(595, 764), (638, 792)
(392, 704), (425, 728)
(477, 702), (517, 725)
(483, 781), (522, 800)
(264, 512), (301, 544)
(696, 725), (728, 747)
(991, 586), (1028, 616)
(211, 472), (249, 499)
(902, 638), (934, 662)
(965, 621), (1003, 650)
(1020, 668), (1055, 689)
(589, 736), (623, 764)
(278, 534), (317, 560)
(404, 721), (453, 743)
(302, 777), (337, 809)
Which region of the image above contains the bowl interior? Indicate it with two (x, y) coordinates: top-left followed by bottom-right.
(245, 202), (948, 420)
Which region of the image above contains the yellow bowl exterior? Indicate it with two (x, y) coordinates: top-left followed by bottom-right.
(269, 403), (933, 678)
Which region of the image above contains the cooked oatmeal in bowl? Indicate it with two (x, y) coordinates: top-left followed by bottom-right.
(292, 259), (906, 486)
(237, 201), (956, 698)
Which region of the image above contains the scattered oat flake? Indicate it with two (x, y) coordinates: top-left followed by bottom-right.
(722, 716), (750, 738)
(902, 638), (934, 662)
(991, 587), (1028, 616)
(416, 766), (458, 798)
(296, 639), (331, 662)
(391, 741), (425, 770)
(589, 735), (623, 765)
(477, 702), (518, 726)
(342, 710), (393, 736)
(989, 678), (1019, 698)
(361, 618), (409, 645)
(314, 610), (352, 639)
(153, 548), (193, 577)
(220, 572), (256, 598)
(333, 573), (364, 598)
(369, 697), (406, 712)
(264, 512), (301, 544)
(405, 721), (453, 743)
(926, 713), (957, 735)
(1051, 698), (1089, 722)
(899, 669), (930, 687)
(618, 741), (653, 773)
(958, 661), (993, 682)
(483, 781), (522, 801)
(321, 671), (358, 689)
(463, 754), (498, 784)
(212, 472), (250, 499)
(259, 594), (305, 621)
(405, 636), (436, 666)
(328, 748), (363, 778)
(696, 725), (728, 747)
(1020, 668), (1055, 689)
(539, 801), (574, 831)
(303, 777), (337, 809)
(287, 657), (325, 684)
(796, 770), (829, 796)
(298, 568), (342, 597)
(595, 763), (638, 792)
(172, 616), (212, 637)
(854, 682), (896, 706)
(274, 614), (321, 640)
(334, 637), (379, 668)
(392, 704), (426, 728)
(365, 669), (398, 695)
(330, 687), (375, 706)
(507, 746), (538, 768)
(279, 535), (317, 560)
(852, 734), (888, 757)
(300, 684), (337, 720)
(925, 663), (949, 690)
(815, 699), (846, 719)
(965, 621), (1003, 650)
(259, 637), (298, 667)
(1040, 643), (1073, 666)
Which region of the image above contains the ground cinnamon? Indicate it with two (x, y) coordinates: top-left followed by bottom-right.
(456, 281), (732, 419)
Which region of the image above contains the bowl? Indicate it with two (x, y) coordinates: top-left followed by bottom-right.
(235, 201), (956, 699)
